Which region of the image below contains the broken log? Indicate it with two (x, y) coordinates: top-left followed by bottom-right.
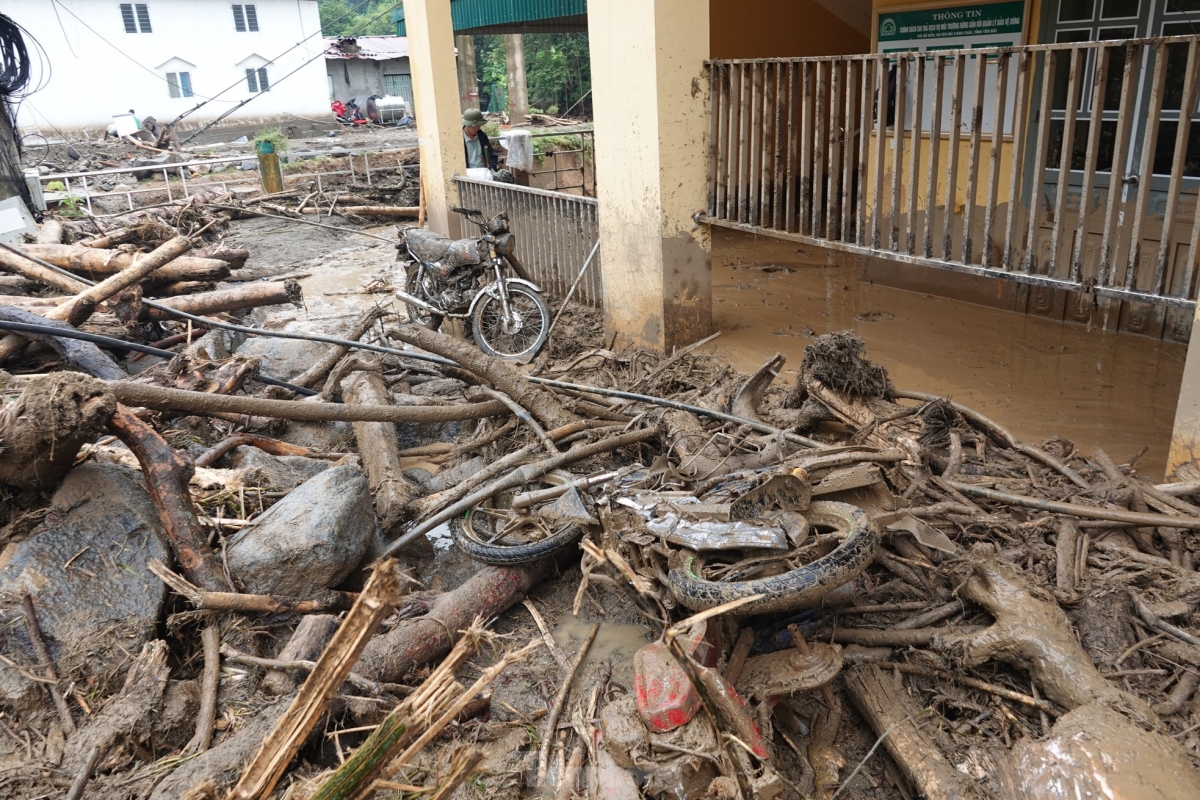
(0, 244), (89, 294)
(0, 371), (116, 489)
(107, 379), (508, 423)
(341, 360), (424, 552)
(227, 559), (406, 800)
(149, 559), (356, 615)
(36, 219), (64, 244)
(388, 323), (578, 430)
(109, 404), (232, 593)
(845, 665), (976, 800)
(141, 279), (302, 320)
(358, 558), (555, 683)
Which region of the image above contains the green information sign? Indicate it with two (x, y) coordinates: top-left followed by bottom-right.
(877, 1), (1025, 51)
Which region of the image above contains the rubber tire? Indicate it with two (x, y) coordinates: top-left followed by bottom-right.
(471, 284), (550, 361)
(451, 515), (584, 565)
(404, 269), (443, 332)
(667, 501), (880, 615)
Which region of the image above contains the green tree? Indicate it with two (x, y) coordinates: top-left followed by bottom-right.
(318, 0), (396, 37)
(471, 33), (591, 118)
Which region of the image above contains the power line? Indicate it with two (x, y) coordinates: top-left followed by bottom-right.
(178, 0), (405, 144)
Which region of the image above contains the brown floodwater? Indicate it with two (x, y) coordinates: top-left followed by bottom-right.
(706, 228), (1188, 479)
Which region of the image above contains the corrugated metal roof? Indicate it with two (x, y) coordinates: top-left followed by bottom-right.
(324, 36), (409, 61)
(393, 0), (586, 35)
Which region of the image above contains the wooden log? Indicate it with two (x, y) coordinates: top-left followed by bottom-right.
(141, 279), (302, 320)
(0, 237), (191, 360)
(152, 280), (217, 296)
(80, 226), (138, 249)
(0, 246), (89, 293)
(845, 665), (976, 800)
(292, 307), (384, 390)
(303, 205), (419, 218)
(262, 615), (340, 696)
(18, 243), (231, 282)
(388, 323), (578, 430)
(341, 363), (425, 554)
(109, 404), (231, 593)
(36, 220), (64, 244)
(357, 558), (554, 683)
(0, 307), (127, 379)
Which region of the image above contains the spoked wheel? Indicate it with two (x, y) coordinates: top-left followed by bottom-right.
(404, 269), (443, 332)
(471, 284), (550, 361)
(451, 507), (583, 565)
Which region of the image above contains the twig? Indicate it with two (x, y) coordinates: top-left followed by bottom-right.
(877, 663), (1058, 714)
(219, 647), (385, 695)
(149, 559), (357, 614)
(63, 744), (103, 800)
(944, 480), (1200, 530)
(20, 595), (76, 735)
(829, 710), (930, 800)
(535, 622), (599, 787)
(1134, 596), (1200, 648)
(523, 600), (569, 669)
(184, 617), (220, 754)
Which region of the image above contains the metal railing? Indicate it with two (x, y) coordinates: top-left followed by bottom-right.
(455, 176), (602, 307)
(706, 36), (1200, 312)
(38, 147), (414, 217)
(529, 130), (594, 196)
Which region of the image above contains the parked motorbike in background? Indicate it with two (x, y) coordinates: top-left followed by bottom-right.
(396, 207), (550, 361)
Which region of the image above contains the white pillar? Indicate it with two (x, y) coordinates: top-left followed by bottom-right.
(1169, 309), (1200, 480)
(405, 0), (464, 237)
(588, 0), (712, 352)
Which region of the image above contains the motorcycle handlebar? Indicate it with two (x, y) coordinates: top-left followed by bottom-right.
(450, 206), (483, 217)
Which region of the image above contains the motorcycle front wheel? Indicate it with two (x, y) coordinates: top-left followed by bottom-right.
(471, 284), (549, 361)
(403, 269), (443, 332)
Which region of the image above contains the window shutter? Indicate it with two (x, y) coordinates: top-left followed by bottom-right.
(232, 5), (245, 32)
(135, 4), (151, 32)
(120, 4), (136, 33)
(246, 68), (258, 93)
(167, 72), (180, 98)
(257, 67), (269, 91)
(180, 72), (193, 98)
(246, 5), (258, 31)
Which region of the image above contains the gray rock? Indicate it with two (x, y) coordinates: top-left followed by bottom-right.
(0, 464), (169, 714)
(226, 464), (376, 596)
(229, 446), (332, 490)
(278, 419), (357, 452)
(235, 335), (334, 380)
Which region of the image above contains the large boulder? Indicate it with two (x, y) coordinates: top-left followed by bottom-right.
(225, 464), (376, 596)
(0, 464), (169, 714)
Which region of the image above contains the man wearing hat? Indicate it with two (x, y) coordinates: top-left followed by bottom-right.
(462, 108), (499, 171)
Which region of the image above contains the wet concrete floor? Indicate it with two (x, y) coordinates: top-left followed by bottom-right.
(706, 228), (1188, 479)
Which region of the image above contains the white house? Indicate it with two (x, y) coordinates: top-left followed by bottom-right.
(1, 0), (331, 135)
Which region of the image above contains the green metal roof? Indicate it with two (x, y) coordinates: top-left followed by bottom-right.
(393, 0), (587, 36)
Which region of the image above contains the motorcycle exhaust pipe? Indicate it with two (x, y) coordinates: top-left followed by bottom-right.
(395, 289), (443, 316)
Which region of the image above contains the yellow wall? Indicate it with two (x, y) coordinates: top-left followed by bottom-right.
(711, 0), (869, 59)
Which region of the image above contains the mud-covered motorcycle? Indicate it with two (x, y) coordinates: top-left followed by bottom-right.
(396, 206), (550, 361)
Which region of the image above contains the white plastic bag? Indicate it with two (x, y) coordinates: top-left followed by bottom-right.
(504, 129), (533, 172)
(465, 167), (494, 182)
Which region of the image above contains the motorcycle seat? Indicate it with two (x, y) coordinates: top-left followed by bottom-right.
(404, 229), (485, 275)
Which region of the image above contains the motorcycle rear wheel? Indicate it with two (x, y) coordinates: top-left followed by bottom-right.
(471, 284), (549, 361)
(404, 269), (443, 332)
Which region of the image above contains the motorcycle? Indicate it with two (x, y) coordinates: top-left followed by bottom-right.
(396, 206), (550, 361)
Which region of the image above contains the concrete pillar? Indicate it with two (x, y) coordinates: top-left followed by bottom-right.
(505, 33), (529, 123)
(404, 0), (464, 237)
(456, 35), (479, 112)
(588, 0), (712, 352)
(1168, 310), (1200, 480)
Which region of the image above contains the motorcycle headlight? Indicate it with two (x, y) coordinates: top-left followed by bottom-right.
(494, 232), (516, 257)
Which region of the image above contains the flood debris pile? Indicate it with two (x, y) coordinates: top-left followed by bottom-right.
(4, 206), (1200, 799)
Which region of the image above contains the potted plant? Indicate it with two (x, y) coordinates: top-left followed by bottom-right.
(253, 129), (288, 156)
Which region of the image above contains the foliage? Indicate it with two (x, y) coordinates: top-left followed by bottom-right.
(471, 33), (591, 119)
(57, 194), (83, 217)
(481, 121), (501, 139)
(318, 0), (395, 37)
(46, 180), (66, 192)
(254, 128), (290, 153)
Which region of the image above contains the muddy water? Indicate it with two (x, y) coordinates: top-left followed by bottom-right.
(553, 614), (651, 692)
(708, 229), (1188, 478)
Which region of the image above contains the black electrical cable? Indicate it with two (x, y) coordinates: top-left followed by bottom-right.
(0, 319), (318, 396)
(0, 241), (458, 370)
(0, 15), (31, 97)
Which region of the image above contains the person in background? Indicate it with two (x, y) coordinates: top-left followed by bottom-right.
(462, 108), (498, 171)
